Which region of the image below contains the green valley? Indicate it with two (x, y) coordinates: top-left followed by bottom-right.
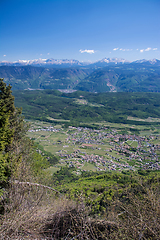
(27, 119), (160, 174)
(1, 78), (160, 239)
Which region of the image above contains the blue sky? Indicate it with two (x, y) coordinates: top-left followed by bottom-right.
(0, 0), (160, 62)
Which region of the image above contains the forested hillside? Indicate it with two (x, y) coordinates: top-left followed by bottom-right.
(77, 65), (160, 92)
(13, 89), (160, 125)
(0, 66), (91, 90)
(0, 62), (160, 92)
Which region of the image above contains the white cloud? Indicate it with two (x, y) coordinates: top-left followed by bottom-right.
(47, 53), (50, 55)
(112, 47), (157, 53)
(3, 55), (6, 57)
(145, 47), (151, 51)
(79, 49), (95, 54)
(118, 48), (132, 51)
(40, 53), (42, 56)
(113, 48), (119, 51)
(140, 47), (157, 52)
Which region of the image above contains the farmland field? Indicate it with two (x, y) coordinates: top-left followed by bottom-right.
(27, 119), (160, 174)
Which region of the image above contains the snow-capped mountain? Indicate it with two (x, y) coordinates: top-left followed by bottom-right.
(133, 59), (160, 65)
(0, 58), (89, 67)
(0, 58), (160, 68)
(98, 57), (130, 64)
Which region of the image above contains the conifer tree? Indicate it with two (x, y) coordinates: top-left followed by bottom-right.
(0, 78), (27, 189)
(0, 78), (50, 192)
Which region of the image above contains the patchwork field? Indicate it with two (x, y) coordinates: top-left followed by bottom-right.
(27, 120), (160, 174)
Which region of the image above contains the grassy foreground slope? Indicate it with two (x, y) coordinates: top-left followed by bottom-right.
(1, 169), (160, 239)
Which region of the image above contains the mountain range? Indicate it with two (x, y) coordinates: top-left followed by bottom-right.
(1, 57), (160, 68)
(0, 58), (160, 92)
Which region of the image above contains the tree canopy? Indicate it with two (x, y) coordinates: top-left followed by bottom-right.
(0, 78), (29, 192)
(0, 79), (54, 195)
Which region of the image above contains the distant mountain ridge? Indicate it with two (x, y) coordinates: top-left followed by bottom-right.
(1, 57), (160, 68)
(0, 58), (160, 92)
(0, 58), (88, 68)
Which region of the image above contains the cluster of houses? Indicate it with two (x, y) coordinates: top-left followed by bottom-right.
(28, 124), (160, 171)
(28, 125), (60, 133)
(59, 151), (134, 171)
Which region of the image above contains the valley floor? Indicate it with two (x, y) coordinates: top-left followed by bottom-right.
(27, 120), (160, 174)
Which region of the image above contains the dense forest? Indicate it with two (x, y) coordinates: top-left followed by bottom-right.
(0, 78), (160, 239)
(13, 89), (160, 126)
(1, 61), (160, 92)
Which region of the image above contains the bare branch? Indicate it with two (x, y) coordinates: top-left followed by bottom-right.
(13, 180), (61, 194)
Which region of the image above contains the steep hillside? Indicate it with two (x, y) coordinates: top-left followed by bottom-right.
(76, 65), (160, 92)
(0, 62), (160, 92)
(0, 66), (91, 90)
(76, 69), (119, 92)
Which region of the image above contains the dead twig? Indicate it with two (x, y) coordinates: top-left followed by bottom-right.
(13, 180), (61, 194)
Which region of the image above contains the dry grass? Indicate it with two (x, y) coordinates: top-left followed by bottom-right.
(0, 181), (159, 239)
(115, 187), (160, 240)
(0, 182), (118, 239)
